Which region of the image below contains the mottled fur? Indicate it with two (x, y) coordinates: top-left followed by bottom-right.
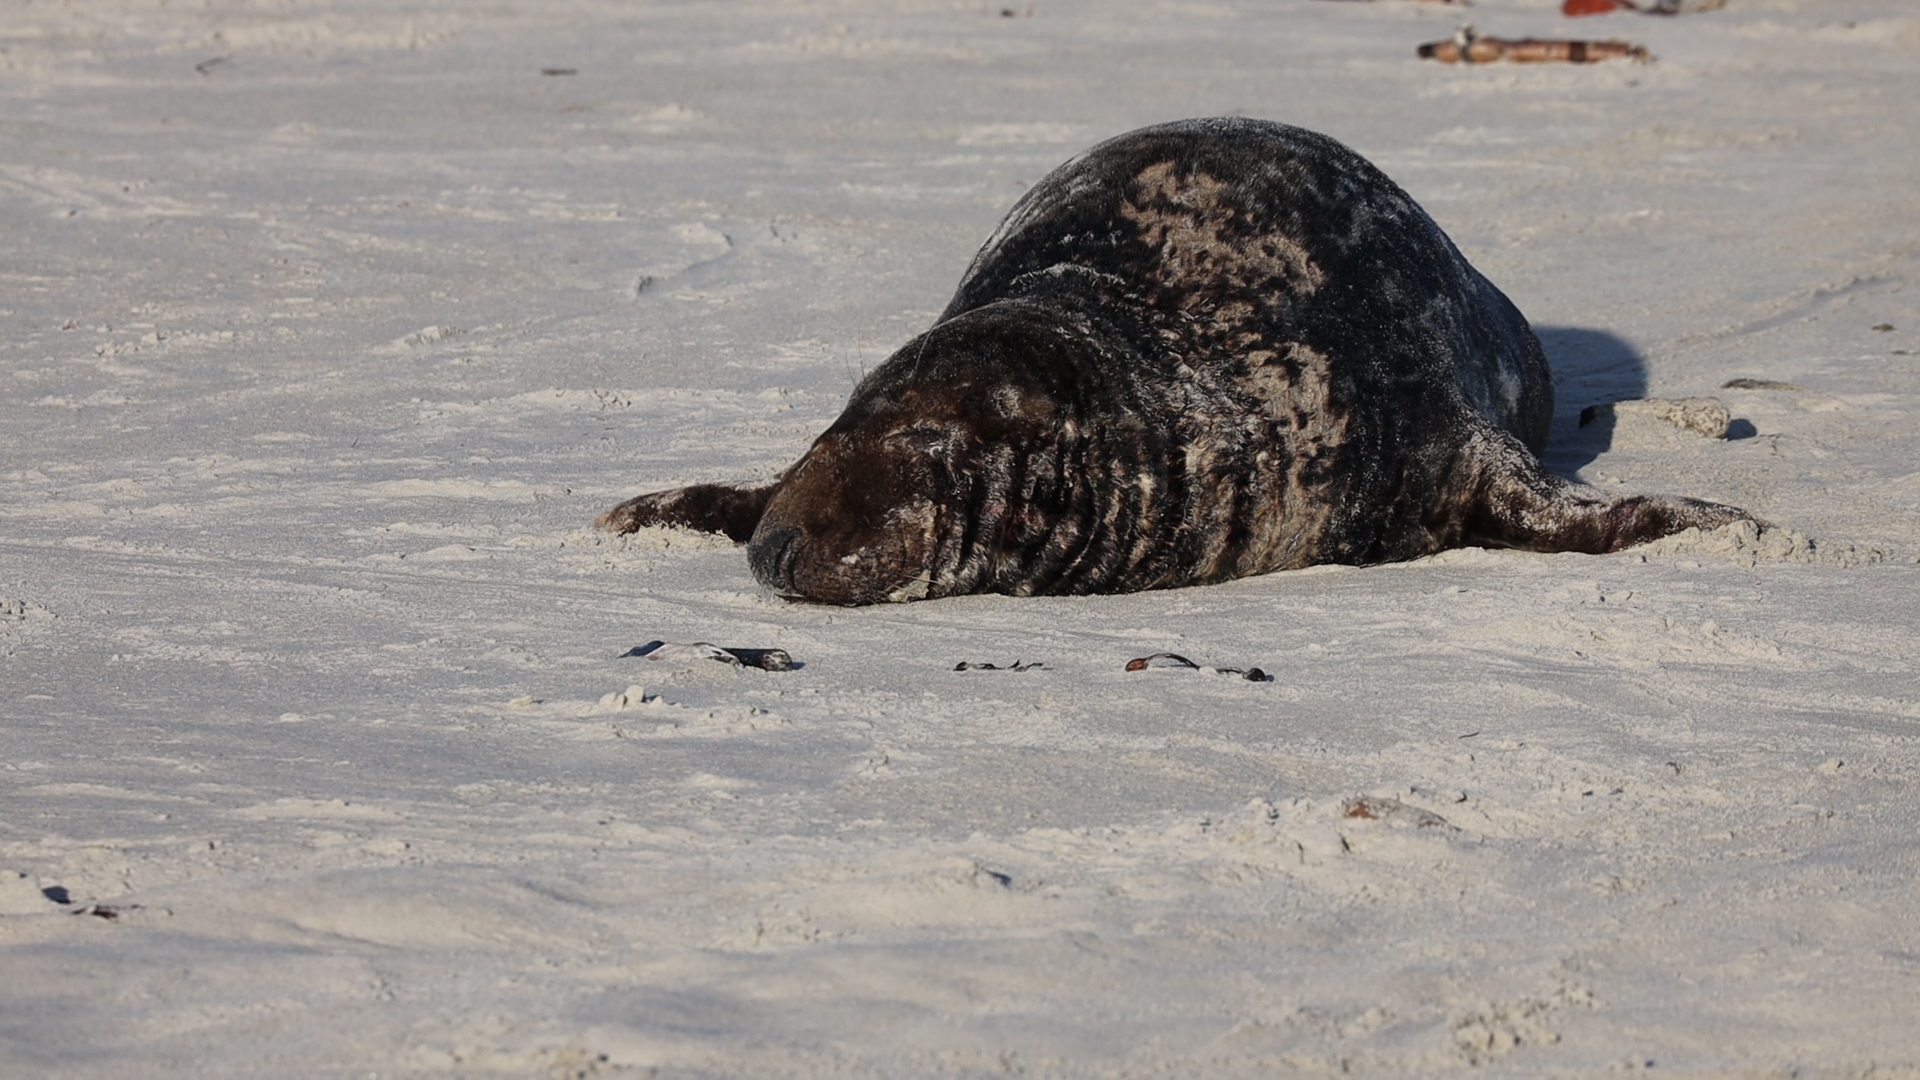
(599, 118), (1750, 604)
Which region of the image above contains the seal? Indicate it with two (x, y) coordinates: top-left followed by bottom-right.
(598, 118), (1752, 604)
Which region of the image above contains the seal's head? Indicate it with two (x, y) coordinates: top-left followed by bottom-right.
(747, 413), (951, 605)
(745, 305), (1103, 604)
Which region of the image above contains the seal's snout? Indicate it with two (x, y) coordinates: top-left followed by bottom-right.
(744, 432), (945, 604)
(747, 524), (802, 594)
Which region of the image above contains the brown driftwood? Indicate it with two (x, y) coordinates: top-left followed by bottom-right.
(1563, 0), (1726, 15)
(1418, 32), (1649, 63)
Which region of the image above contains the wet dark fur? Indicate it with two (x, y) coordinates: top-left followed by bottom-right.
(599, 118), (1751, 604)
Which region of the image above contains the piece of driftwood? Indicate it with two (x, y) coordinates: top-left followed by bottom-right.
(1419, 28), (1648, 63)
(1564, 0), (1725, 15)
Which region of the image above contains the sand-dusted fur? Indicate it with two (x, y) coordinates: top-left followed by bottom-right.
(598, 118), (1751, 604)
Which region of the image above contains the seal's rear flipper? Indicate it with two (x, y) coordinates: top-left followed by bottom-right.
(596, 482), (779, 543)
(1460, 432), (1756, 554)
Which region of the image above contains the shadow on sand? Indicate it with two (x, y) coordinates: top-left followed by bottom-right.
(1535, 325), (1645, 479)
(1536, 325), (1759, 479)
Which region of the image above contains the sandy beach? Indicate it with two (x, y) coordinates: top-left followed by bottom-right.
(3, 0), (1918, 1075)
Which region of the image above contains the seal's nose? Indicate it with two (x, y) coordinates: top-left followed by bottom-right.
(747, 525), (802, 593)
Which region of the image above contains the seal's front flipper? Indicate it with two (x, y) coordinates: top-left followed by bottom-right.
(595, 482), (779, 543)
(1459, 430), (1757, 554)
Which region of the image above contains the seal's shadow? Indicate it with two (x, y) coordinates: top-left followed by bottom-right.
(1535, 325), (1647, 479)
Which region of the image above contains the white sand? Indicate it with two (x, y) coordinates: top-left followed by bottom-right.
(4, 1), (1918, 1075)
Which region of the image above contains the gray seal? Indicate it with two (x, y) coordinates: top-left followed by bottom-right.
(598, 118), (1750, 604)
